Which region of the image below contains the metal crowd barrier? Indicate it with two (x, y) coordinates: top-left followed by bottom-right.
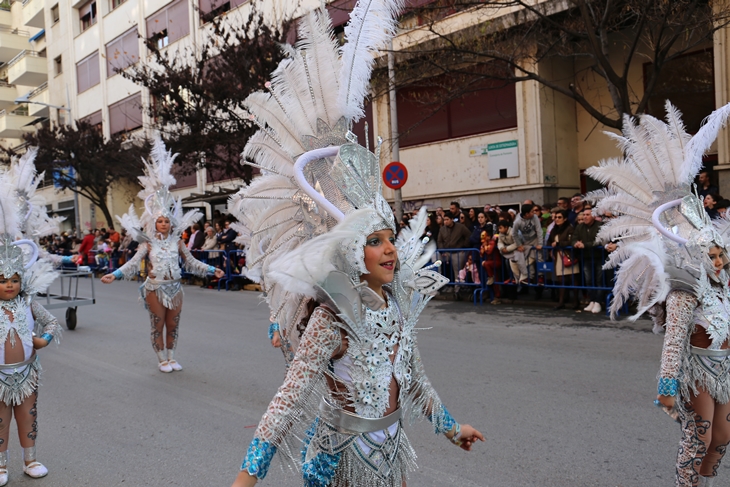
(435, 246), (627, 315)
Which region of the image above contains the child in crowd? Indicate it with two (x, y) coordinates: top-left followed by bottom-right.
(497, 220), (529, 285)
(480, 229), (502, 304)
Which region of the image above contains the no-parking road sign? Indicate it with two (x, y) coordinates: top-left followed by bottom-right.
(383, 162), (408, 190)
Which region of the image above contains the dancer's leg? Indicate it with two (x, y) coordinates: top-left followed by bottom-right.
(0, 400), (10, 484)
(165, 303), (182, 370)
(145, 293), (171, 371)
(699, 395), (730, 478)
(15, 391), (47, 477)
(677, 390), (715, 486)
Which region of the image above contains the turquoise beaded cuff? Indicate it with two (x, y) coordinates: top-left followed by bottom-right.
(61, 256), (73, 264)
(207, 265), (216, 274)
(268, 323), (280, 340)
(430, 404), (459, 435)
(658, 377), (678, 396)
(241, 438), (276, 479)
(112, 269), (124, 279)
(41, 333), (53, 344)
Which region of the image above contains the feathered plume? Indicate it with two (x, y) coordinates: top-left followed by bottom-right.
(338, 0), (405, 122)
(137, 135), (177, 197)
(682, 103), (730, 182)
(0, 179), (20, 239)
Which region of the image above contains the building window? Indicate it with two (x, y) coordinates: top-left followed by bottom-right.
(198, 0), (245, 22)
(397, 74), (517, 148)
(146, 0), (189, 48)
(76, 51), (100, 93)
(81, 110), (102, 131)
(109, 92), (143, 134)
(79, 1), (97, 32)
(54, 55), (62, 75)
(106, 27), (139, 77)
(51, 4), (60, 23)
(110, 0), (125, 10)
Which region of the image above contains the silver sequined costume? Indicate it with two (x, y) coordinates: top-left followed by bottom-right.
(586, 102), (730, 486)
(229, 1), (464, 484)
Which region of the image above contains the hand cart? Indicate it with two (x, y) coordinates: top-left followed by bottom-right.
(37, 267), (96, 330)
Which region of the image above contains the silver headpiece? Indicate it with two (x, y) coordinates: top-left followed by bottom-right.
(585, 101), (730, 318)
(116, 136), (201, 242)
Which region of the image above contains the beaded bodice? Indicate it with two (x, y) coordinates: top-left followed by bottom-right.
(0, 297), (32, 349)
(333, 300), (414, 418)
(148, 236), (181, 280)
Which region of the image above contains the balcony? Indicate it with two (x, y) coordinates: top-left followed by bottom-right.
(27, 82), (48, 117)
(22, 0), (44, 29)
(0, 109), (36, 138)
(0, 28), (30, 64)
(0, 4), (12, 28)
(7, 50), (47, 86)
(0, 81), (17, 111)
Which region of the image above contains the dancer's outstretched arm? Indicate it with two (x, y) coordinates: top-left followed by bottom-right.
(101, 244), (148, 283)
(656, 289), (696, 409)
(178, 242), (224, 278)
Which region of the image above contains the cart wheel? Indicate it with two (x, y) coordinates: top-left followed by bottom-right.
(66, 307), (77, 330)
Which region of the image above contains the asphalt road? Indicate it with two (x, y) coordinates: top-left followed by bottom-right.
(5, 278), (696, 486)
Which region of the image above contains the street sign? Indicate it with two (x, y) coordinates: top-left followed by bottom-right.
(383, 161), (408, 190)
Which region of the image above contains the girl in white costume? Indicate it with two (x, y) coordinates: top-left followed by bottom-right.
(101, 138), (224, 372)
(586, 101), (730, 486)
(0, 178), (62, 485)
(228, 2), (483, 485)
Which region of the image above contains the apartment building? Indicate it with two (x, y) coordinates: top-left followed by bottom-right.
(3, 0), (729, 232)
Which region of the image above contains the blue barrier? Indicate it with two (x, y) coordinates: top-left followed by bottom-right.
(47, 244), (629, 315)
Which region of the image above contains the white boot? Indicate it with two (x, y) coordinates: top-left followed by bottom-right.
(583, 302), (595, 312)
(591, 302), (602, 314)
(701, 476), (716, 487)
(167, 349), (182, 371)
(156, 350), (172, 373)
(22, 446), (48, 478)
(0, 450), (8, 486)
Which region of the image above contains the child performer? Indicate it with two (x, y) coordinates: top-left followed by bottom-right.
(0, 182), (62, 484)
(101, 138), (224, 372)
(228, 4), (484, 485)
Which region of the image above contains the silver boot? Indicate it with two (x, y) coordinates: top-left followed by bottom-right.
(0, 450), (8, 486)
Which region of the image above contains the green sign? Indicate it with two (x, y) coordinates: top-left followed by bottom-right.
(487, 140), (518, 151)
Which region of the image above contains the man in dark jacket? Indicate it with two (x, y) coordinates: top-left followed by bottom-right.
(571, 207), (604, 313)
(437, 211), (471, 282)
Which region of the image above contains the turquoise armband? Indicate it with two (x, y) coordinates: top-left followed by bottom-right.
(61, 256), (73, 264)
(41, 333), (53, 344)
(112, 269), (124, 280)
(241, 438), (276, 479)
(207, 265), (216, 274)
(658, 377), (678, 396)
(268, 323), (280, 340)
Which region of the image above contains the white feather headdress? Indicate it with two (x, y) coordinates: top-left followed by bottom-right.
(117, 136), (201, 240)
(586, 101), (730, 320)
(230, 0), (439, 354)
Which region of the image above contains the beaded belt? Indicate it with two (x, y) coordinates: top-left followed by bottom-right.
(318, 397), (401, 434)
(690, 346), (730, 357)
(0, 352), (37, 369)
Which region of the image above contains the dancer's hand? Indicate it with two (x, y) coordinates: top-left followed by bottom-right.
(231, 471), (257, 487)
(101, 274), (116, 284)
(214, 268), (225, 278)
(32, 336), (49, 349)
(452, 425), (485, 451)
(271, 331), (281, 348)
(656, 395), (675, 410)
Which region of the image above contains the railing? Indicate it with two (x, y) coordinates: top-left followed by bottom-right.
(0, 27), (29, 37)
(27, 81), (47, 99)
(6, 49), (42, 68)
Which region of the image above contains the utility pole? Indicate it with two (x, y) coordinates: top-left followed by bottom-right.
(387, 40), (402, 223)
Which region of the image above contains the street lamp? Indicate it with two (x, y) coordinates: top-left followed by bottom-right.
(15, 89), (81, 238)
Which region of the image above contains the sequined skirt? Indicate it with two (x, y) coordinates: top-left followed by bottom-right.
(0, 354), (40, 406)
(682, 348), (730, 404)
(140, 278), (183, 310)
(301, 417), (417, 487)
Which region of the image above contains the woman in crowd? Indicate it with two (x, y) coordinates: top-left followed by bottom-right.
(101, 138), (224, 373)
(548, 209), (580, 310)
(705, 193), (723, 220)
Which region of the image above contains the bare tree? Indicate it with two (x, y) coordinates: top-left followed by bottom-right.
(1, 122), (150, 228)
(385, 0), (730, 130)
(122, 6), (291, 180)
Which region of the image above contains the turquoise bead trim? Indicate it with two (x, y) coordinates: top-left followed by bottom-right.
(658, 377), (678, 396)
(268, 323), (280, 340)
(112, 269), (124, 279)
(40, 333), (53, 344)
(241, 438), (276, 479)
